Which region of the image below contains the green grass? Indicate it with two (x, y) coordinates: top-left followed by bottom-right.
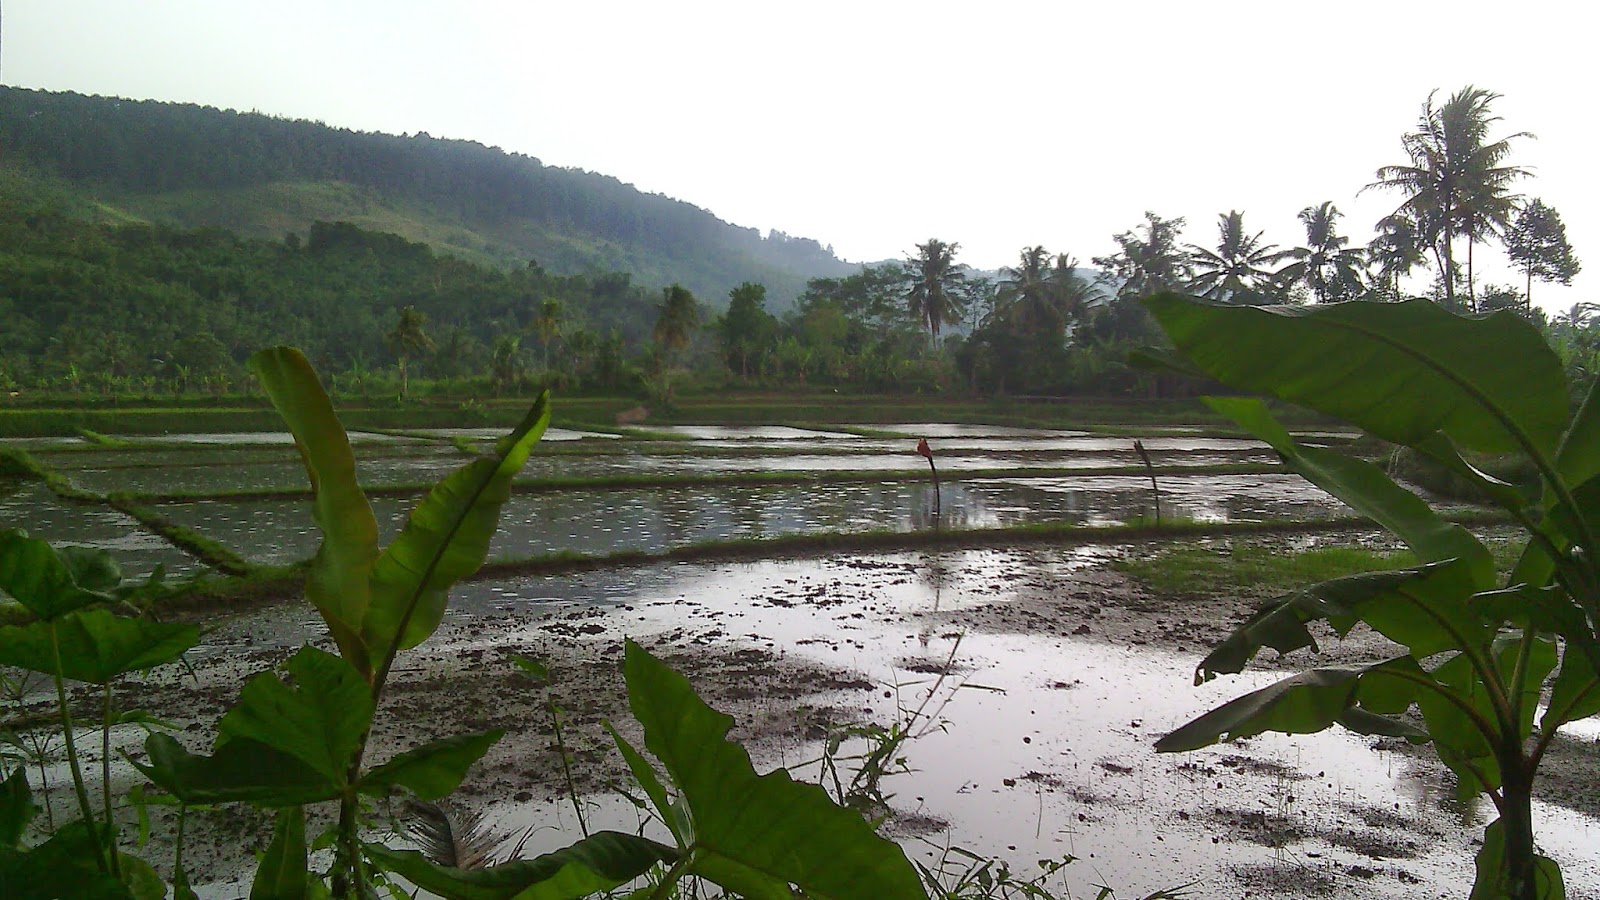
(1114, 543), (1420, 596)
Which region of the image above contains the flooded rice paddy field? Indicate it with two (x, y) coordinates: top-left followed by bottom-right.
(110, 548), (1600, 898)
(5, 423), (1597, 897)
(155, 472), (1356, 567)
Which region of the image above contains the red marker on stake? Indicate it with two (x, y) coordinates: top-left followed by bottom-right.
(917, 438), (941, 518)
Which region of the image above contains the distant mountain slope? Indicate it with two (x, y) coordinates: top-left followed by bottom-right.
(0, 86), (856, 305)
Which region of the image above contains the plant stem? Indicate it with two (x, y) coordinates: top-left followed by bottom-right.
(333, 785), (365, 899)
(646, 851), (695, 900)
(102, 681), (120, 878)
(1500, 761), (1539, 900)
(173, 804), (187, 879)
(49, 623), (108, 873)
(549, 700), (588, 838)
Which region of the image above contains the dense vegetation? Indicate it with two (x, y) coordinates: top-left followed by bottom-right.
(0, 86), (854, 304)
(3, 85), (1592, 408)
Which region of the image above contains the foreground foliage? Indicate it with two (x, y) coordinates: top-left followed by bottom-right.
(1143, 294), (1600, 899)
(0, 346), (938, 898)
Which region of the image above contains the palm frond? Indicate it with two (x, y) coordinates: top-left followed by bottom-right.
(402, 798), (528, 870)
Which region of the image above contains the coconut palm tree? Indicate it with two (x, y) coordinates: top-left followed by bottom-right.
(488, 335), (523, 397)
(530, 298), (563, 373)
(652, 284), (700, 362)
(1367, 86), (1531, 311)
(385, 305), (434, 399)
(1184, 211), (1285, 303)
(905, 238), (966, 345)
(1277, 203), (1368, 303)
(997, 246), (1052, 322)
(1048, 253), (1094, 330)
(1092, 212), (1190, 302)
(1367, 213), (1429, 300)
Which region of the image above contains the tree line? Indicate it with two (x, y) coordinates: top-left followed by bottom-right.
(0, 85), (1586, 402)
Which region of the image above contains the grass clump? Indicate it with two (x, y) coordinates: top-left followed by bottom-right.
(1115, 543), (1417, 596)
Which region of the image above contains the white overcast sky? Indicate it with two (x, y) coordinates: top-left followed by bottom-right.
(5, 0), (1592, 310)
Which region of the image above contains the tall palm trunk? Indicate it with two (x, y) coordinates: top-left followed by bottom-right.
(1467, 238), (1477, 313)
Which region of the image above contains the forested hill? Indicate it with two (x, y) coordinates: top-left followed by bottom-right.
(0, 86), (856, 303)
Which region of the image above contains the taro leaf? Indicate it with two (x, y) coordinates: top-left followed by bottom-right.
(364, 393), (549, 667)
(55, 546), (123, 595)
(0, 820), (128, 899)
(1196, 562), (1471, 683)
(624, 639), (924, 899)
(117, 853), (165, 900)
(135, 733), (339, 806)
(0, 768), (37, 849)
(358, 730), (504, 801)
(250, 806), (309, 900)
(0, 531), (120, 621)
(1470, 818), (1566, 900)
(1156, 657), (1423, 753)
(248, 346), (378, 673)
(0, 612), (197, 683)
(217, 647), (373, 785)
(364, 831), (677, 900)
(604, 723), (681, 845)
(1206, 396), (1493, 587)
(1142, 294), (1569, 457)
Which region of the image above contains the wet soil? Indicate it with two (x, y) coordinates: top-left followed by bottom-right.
(13, 532), (1600, 898)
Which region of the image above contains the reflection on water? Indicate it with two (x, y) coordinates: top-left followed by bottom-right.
(161, 473), (1352, 566)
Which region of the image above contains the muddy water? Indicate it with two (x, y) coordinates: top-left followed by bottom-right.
(157, 473), (1355, 566)
(433, 553), (1600, 898)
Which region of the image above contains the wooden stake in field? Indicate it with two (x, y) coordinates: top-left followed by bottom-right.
(1133, 439), (1160, 525)
(917, 438), (941, 519)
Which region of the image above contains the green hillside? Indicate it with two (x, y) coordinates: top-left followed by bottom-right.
(0, 86), (856, 305)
